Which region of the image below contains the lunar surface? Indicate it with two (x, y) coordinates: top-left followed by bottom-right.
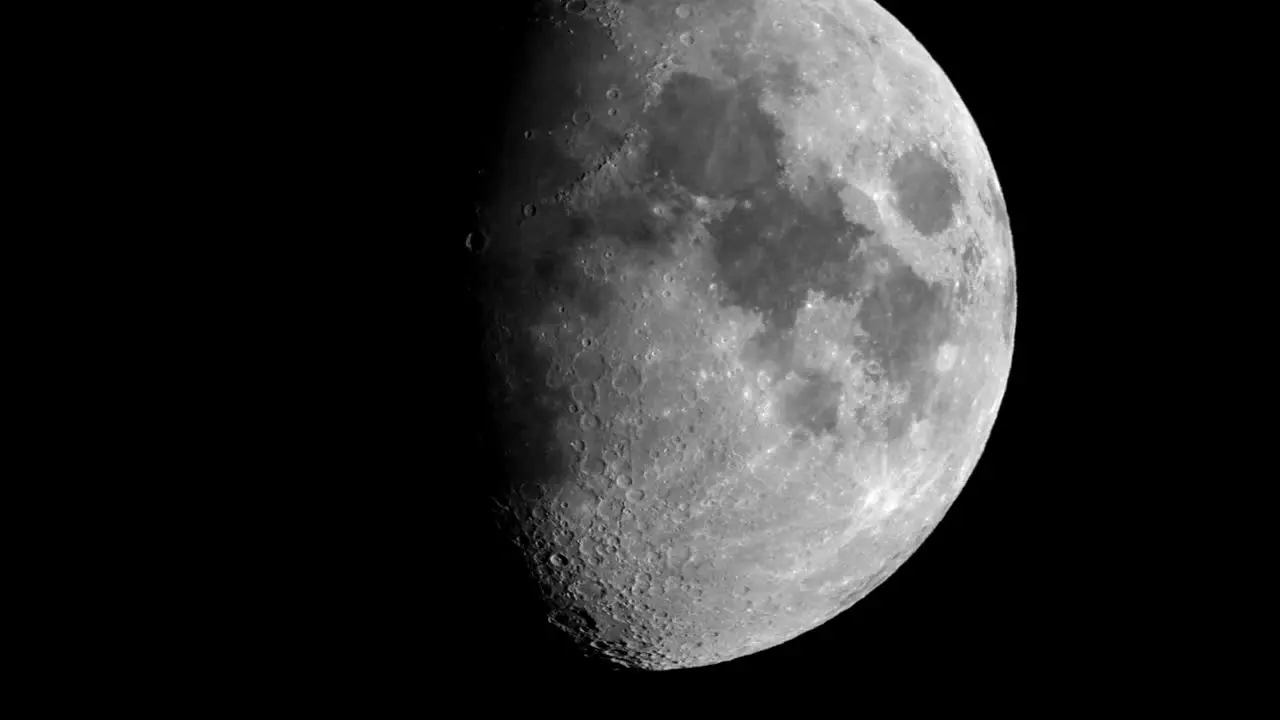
(472, 0), (1015, 670)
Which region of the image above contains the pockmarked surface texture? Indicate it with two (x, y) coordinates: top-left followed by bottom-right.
(474, 0), (1016, 670)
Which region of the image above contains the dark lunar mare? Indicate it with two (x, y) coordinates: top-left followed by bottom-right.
(856, 255), (952, 441)
(783, 369), (844, 438)
(888, 147), (962, 236)
(644, 71), (872, 332)
(641, 70), (953, 444)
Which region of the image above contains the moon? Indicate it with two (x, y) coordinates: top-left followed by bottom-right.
(471, 0), (1015, 670)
